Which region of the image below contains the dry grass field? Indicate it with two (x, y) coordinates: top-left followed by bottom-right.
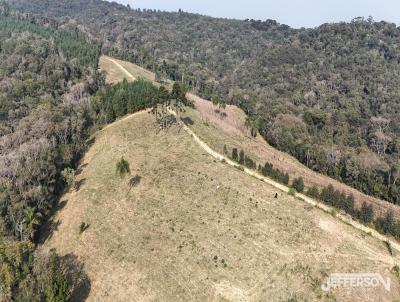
(44, 110), (400, 301)
(99, 56), (150, 84)
(181, 99), (400, 220)
(99, 55), (172, 87)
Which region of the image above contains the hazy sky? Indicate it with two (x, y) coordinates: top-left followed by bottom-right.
(113, 0), (400, 28)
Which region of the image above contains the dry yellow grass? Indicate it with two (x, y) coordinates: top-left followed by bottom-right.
(44, 110), (400, 301)
(99, 55), (172, 87)
(182, 95), (400, 220)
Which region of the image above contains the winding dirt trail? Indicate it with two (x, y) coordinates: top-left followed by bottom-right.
(184, 117), (400, 253)
(102, 56), (137, 82)
(172, 111), (400, 252)
(108, 56), (400, 254)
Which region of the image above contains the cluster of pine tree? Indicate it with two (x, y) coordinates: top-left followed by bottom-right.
(231, 148), (257, 170)
(93, 79), (159, 124)
(320, 185), (355, 214)
(93, 80), (189, 128)
(0, 16), (100, 68)
(260, 163), (290, 185)
(224, 145), (400, 240)
(228, 144), (400, 241)
(228, 146), (289, 185)
(307, 184), (400, 240)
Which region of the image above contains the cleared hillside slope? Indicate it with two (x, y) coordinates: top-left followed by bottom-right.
(44, 109), (400, 301)
(38, 57), (400, 301)
(99, 55), (400, 220)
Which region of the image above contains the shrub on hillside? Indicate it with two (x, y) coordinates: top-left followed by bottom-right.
(79, 222), (90, 234)
(292, 177), (305, 193)
(46, 275), (71, 302)
(61, 167), (75, 188)
(375, 211), (396, 235)
(116, 157), (130, 178)
(320, 184), (355, 214)
(260, 162), (289, 185)
(244, 155), (257, 170)
(306, 185), (319, 199)
(239, 150), (245, 165)
(232, 148), (238, 161)
(356, 202), (375, 224)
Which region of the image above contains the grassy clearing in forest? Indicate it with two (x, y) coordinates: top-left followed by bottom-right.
(45, 110), (400, 301)
(42, 55), (400, 301)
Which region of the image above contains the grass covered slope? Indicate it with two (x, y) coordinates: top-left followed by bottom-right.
(99, 55), (400, 221)
(99, 55), (172, 86)
(181, 100), (400, 219)
(44, 110), (400, 301)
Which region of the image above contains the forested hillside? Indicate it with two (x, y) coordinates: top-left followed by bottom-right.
(0, 7), (102, 299)
(8, 0), (400, 206)
(0, 5), (189, 298)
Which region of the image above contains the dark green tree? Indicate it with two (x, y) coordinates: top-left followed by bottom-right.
(292, 177), (305, 193)
(379, 211), (395, 235)
(358, 202), (374, 224)
(232, 148), (238, 161)
(46, 275), (71, 302)
(282, 173), (290, 185)
(116, 157), (130, 178)
(307, 186), (319, 199)
(239, 150), (245, 165)
(170, 82), (188, 115)
(223, 145), (228, 155)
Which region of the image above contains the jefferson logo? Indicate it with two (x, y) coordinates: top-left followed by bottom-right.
(321, 273), (391, 292)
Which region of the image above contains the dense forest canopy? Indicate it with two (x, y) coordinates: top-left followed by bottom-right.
(0, 7), (103, 299)
(9, 0), (400, 205)
(0, 11), (102, 241)
(0, 5), (187, 298)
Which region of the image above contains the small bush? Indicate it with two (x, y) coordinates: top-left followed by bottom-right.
(375, 211), (395, 235)
(239, 150), (245, 165)
(79, 222), (90, 234)
(232, 148), (238, 161)
(292, 177), (305, 193)
(357, 202), (374, 224)
(282, 173), (290, 185)
(260, 162), (289, 185)
(392, 265), (400, 282)
(306, 185), (319, 199)
(384, 240), (394, 256)
(61, 167), (75, 188)
(244, 155), (257, 169)
(116, 157), (130, 178)
(45, 275), (71, 302)
(288, 188), (296, 196)
(320, 184), (355, 215)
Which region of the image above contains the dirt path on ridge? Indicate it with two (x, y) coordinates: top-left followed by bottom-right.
(107, 57), (400, 255)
